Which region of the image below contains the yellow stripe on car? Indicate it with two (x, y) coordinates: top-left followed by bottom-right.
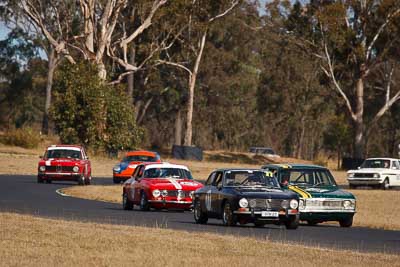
(288, 185), (312, 199)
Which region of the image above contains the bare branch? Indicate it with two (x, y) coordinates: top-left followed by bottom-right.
(208, 0), (239, 23)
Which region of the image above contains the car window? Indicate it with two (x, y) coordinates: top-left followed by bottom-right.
(132, 165), (144, 178)
(394, 161), (400, 169)
(213, 172), (223, 187)
(205, 172), (216, 186)
(280, 169), (337, 186)
(143, 168), (193, 179)
(123, 155), (158, 162)
(45, 149), (81, 159)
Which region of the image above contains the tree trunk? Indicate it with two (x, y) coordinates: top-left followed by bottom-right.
(183, 31), (207, 146)
(127, 45), (136, 103)
(174, 109), (182, 145)
(41, 48), (57, 135)
(353, 78), (365, 158)
(97, 61), (107, 80)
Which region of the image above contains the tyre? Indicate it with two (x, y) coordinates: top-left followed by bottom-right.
(285, 215), (299, 230)
(46, 179), (52, 184)
(122, 192), (133, 210)
(307, 220), (318, 226)
(349, 184), (357, 189)
(339, 216), (353, 227)
(254, 221), (266, 228)
(78, 175), (85, 186)
(382, 178), (390, 190)
(140, 192), (150, 211)
(85, 176), (91, 185)
(194, 198), (208, 224)
(222, 201), (237, 226)
(37, 176), (44, 183)
(113, 177), (120, 184)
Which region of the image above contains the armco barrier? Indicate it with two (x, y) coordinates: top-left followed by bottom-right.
(172, 145), (203, 161)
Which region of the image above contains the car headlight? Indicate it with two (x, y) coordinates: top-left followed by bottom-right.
(348, 173), (354, 178)
(161, 190), (168, 197)
(299, 199), (305, 210)
(189, 191), (194, 199)
(152, 189), (161, 198)
(113, 165), (121, 172)
(177, 190), (185, 198)
(239, 198), (248, 208)
(281, 200), (289, 209)
(249, 199), (257, 208)
(73, 166), (79, 173)
(343, 200), (355, 209)
(373, 173), (380, 178)
(128, 164), (137, 169)
(290, 199), (299, 209)
(39, 166), (46, 172)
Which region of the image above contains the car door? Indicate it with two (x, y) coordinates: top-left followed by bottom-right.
(393, 161), (400, 186)
(211, 171), (224, 216)
(131, 165), (145, 203)
(81, 148), (91, 178)
(200, 172), (216, 217)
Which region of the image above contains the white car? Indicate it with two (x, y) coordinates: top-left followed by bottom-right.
(347, 158), (400, 189)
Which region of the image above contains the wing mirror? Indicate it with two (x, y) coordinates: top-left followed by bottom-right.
(39, 155), (43, 159)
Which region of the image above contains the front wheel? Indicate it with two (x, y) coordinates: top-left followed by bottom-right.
(254, 221), (266, 228)
(85, 176), (91, 185)
(37, 176), (44, 183)
(382, 179), (390, 190)
(307, 220), (319, 226)
(122, 192), (133, 210)
(78, 175), (85, 186)
(222, 202), (237, 226)
(140, 192), (150, 211)
(339, 216), (353, 227)
(349, 184), (357, 189)
(194, 199), (208, 224)
(285, 215), (299, 230)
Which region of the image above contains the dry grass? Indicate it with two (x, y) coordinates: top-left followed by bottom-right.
(0, 212), (399, 267)
(62, 186), (400, 231)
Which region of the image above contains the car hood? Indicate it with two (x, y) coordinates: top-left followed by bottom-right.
(232, 187), (298, 200)
(288, 185), (355, 199)
(348, 168), (390, 173)
(39, 158), (83, 166)
(144, 178), (203, 190)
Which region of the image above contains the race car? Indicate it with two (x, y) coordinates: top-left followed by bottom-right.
(262, 164), (356, 227)
(193, 169), (300, 229)
(122, 162), (203, 211)
(112, 150), (161, 183)
(347, 158), (400, 189)
(37, 145), (91, 185)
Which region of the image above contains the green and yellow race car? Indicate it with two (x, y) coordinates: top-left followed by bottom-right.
(261, 164), (356, 227)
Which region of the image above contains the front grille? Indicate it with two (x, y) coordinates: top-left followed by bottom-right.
(165, 190), (190, 198)
(306, 199), (343, 209)
(354, 173), (374, 178)
(45, 166), (74, 172)
(249, 199), (283, 210)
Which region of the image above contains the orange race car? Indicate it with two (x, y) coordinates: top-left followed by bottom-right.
(112, 151), (161, 183)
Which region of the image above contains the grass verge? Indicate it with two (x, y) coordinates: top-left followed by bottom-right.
(1, 212), (399, 267)
(61, 186), (400, 231)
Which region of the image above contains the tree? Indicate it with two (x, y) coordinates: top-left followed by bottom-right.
(291, 0), (400, 158)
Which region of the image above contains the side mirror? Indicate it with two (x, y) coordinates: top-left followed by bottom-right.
(217, 184), (222, 190)
(39, 155), (43, 159)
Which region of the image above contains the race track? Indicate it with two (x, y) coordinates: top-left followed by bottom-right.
(1, 175), (399, 254)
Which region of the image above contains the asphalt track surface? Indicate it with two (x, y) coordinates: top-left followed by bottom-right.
(1, 175), (400, 254)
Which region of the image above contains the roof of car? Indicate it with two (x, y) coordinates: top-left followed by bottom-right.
(47, 145), (82, 151)
(125, 150), (158, 156)
(214, 168), (262, 172)
(262, 163), (327, 170)
(142, 162), (189, 171)
(365, 158), (399, 161)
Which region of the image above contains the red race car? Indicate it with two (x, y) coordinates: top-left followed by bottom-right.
(112, 150), (161, 184)
(37, 145), (91, 185)
(122, 162), (203, 211)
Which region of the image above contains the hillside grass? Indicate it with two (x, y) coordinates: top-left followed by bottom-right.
(1, 212), (399, 267)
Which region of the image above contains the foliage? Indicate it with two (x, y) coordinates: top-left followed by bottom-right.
(51, 62), (142, 152)
(0, 127), (41, 148)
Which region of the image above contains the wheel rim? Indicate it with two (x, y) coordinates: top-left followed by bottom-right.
(384, 180), (389, 189)
(123, 193), (127, 207)
(140, 194), (145, 207)
(194, 201), (201, 220)
(223, 203), (231, 224)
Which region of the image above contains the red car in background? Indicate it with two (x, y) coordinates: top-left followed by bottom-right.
(113, 150), (161, 183)
(37, 145), (91, 185)
(122, 162), (203, 211)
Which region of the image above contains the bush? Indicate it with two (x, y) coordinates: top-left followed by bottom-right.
(1, 128), (40, 148)
(51, 62), (143, 152)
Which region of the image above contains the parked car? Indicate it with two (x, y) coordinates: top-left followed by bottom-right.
(347, 158), (400, 189)
(122, 162), (203, 211)
(193, 169), (300, 229)
(249, 147), (280, 157)
(262, 164), (356, 227)
(113, 150), (161, 183)
(37, 145), (91, 185)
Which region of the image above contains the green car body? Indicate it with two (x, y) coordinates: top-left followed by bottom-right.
(261, 164), (356, 227)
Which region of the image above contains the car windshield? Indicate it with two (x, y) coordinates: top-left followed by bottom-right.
(280, 169), (337, 187)
(360, 159), (390, 169)
(223, 170), (280, 188)
(143, 168), (193, 179)
(123, 155), (159, 162)
(45, 149), (81, 159)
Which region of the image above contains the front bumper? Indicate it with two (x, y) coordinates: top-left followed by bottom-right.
(347, 178), (383, 185)
(233, 209), (298, 222)
(38, 173), (82, 180)
(148, 199), (193, 209)
(300, 211), (355, 222)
